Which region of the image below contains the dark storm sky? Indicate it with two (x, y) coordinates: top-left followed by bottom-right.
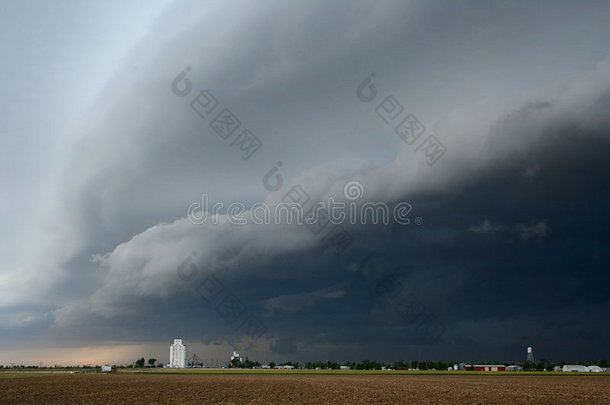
(1, 0), (609, 364)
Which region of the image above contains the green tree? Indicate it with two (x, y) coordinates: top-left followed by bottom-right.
(148, 358), (157, 367)
(135, 357), (145, 368)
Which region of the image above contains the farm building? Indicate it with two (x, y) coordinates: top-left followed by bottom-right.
(506, 365), (523, 371)
(466, 365), (507, 371)
(560, 365), (604, 372)
(230, 351), (242, 363)
(562, 365), (587, 372)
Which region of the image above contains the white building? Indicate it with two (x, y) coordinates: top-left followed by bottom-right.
(230, 351), (242, 363)
(563, 365), (587, 372)
(169, 339), (187, 368)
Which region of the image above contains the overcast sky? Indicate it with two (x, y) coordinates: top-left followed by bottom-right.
(1, 0), (610, 366)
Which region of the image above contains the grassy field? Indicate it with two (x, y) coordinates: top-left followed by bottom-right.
(0, 370), (83, 378)
(129, 368), (610, 377)
(2, 368), (609, 378)
(0, 373), (74, 379)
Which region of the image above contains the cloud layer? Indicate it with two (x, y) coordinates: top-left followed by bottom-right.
(2, 0), (610, 364)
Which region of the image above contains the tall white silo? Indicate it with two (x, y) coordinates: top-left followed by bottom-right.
(169, 338), (187, 368)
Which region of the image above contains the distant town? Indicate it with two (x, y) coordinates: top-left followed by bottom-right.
(4, 339), (606, 374)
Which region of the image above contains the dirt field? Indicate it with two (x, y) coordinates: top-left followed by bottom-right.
(1, 373), (609, 404)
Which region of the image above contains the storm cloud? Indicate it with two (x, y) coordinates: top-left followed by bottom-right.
(1, 0), (610, 365)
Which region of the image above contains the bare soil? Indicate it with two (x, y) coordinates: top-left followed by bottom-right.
(1, 373), (609, 404)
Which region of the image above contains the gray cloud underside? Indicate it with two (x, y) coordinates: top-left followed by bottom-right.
(2, 0), (610, 362)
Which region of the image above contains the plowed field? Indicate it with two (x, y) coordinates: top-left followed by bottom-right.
(1, 373), (609, 404)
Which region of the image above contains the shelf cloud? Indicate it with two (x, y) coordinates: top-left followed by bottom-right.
(2, 0), (610, 364)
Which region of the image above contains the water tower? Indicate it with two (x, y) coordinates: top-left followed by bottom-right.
(527, 346), (534, 363)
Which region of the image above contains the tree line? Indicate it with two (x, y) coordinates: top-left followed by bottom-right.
(226, 358), (610, 371)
